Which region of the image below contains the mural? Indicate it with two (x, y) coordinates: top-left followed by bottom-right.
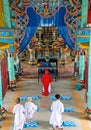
(0, 29), (15, 52)
(9, 0), (82, 52)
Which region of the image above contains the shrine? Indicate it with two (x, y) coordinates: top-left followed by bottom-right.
(0, 0), (91, 129)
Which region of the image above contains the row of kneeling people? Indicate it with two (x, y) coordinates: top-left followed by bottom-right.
(12, 94), (64, 130)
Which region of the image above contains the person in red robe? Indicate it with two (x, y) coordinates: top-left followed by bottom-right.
(41, 68), (52, 96)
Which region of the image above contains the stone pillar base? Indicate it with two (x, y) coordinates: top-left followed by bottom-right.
(85, 107), (91, 120)
(9, 80), (16, 91)
(75, 80), (84, 91)
(0, 107), (7, 121)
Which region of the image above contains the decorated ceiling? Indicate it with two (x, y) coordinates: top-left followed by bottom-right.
(9, 0), (82, 52)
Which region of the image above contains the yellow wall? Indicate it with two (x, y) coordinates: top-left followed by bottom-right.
(0, 0), (4, 27)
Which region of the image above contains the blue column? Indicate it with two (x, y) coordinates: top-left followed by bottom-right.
(81, 0), (88, 27)
(76, 44), (80, 51)
(2, 0), (11, 27)
(0, 63), (3, 107)
(8, 52), (16, 89)
(75, 44), (81, 90)
(79, 54), (85, 81)
(87, 28), (91, 110)
(85, 28), (91, 116)
(75, 52), (85, 90)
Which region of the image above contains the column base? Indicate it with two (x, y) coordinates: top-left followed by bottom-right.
(0, 107), (7, 121)
(75, 82), (81, 90)
(9, 80), (16, 91)
(85, 107), (91, 120)
(75, 80), (84, 91)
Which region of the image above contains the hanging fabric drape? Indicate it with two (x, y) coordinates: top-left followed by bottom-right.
(57, 26), (74, 50)
(20, 7), (40, 52)
(20, 27), (37, 52)
(20, 6), (74, 52)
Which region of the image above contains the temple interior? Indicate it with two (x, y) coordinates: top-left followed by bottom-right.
(0, 0), (91, 130)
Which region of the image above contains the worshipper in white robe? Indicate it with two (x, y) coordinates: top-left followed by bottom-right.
(24, 97), (38, 121)
(12, 97), (25, 130)
(49, 94), (64, 130)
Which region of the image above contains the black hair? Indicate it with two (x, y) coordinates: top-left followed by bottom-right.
(55, 94), (60, 99)
(16, 97), (20, 103)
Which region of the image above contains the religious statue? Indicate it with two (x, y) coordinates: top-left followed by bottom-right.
(28, 47), (35, 64)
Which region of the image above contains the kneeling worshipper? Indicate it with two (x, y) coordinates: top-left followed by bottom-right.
(12, 97), (25, 130)
(49, 94), (64, 130)
(41, 68), (52, 96)
(24, 97), (38, 122)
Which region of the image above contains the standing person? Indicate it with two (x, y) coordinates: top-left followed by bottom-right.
(41, 68), (52, 96)
(25, 97), (38, 122)
(49, 94), (64, 130)
(12, 97), (25, 130)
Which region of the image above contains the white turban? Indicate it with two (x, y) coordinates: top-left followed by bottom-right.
(28, 97), (32, 101)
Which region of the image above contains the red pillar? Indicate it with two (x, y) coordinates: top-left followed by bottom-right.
(87, 1), (91, 24)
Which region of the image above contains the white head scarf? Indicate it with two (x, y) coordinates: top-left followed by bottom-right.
(28, 97), (32, 101)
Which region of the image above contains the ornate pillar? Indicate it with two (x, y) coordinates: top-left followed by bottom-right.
(2, 0), (11, 27)
(0, 63), (2, 107)
(75, 44), (81, 90)
(75, 0), (88, 90)
(0, 51), (7, 120)
(8, 52), (16, 91)
(79, 52), (85, 81)
(81, 0), (88, 27)
(0, 29), (15, 91)
(75, 44), (80, 75)
(75, 50), (85, 90)
(85, 28), (91, 118)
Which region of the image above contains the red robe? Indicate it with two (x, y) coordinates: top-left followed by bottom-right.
(41, 73), (52, 96)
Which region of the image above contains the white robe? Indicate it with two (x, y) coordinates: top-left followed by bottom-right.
(49, 100), (64, 128)
(25, 102), (37, 119)
(12, 104), (25, 130)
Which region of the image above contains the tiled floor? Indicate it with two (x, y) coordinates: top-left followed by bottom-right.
(1, 77), (91, 130)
